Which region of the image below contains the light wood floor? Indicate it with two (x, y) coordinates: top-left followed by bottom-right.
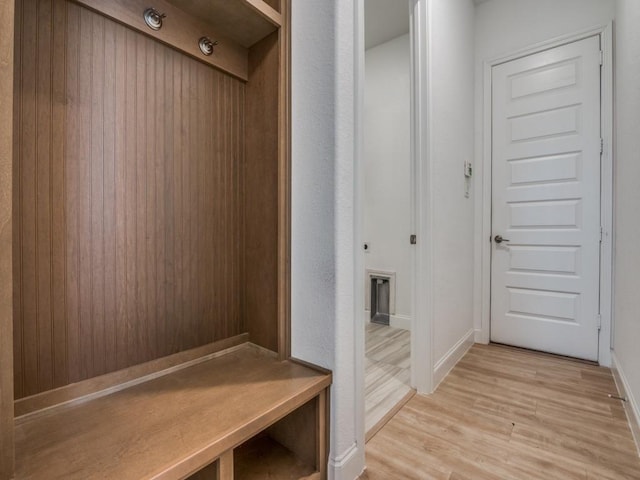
(363, 343), (640, 480)
(365, 323), (412, 434)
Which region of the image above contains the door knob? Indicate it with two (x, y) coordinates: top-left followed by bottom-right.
(494, 235), (510, 244)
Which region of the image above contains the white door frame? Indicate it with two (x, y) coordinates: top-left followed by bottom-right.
(408, 0), (434, 394)
(476, 24), (614, 367)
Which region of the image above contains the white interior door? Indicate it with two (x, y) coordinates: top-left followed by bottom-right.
(491, 36), (602, 361)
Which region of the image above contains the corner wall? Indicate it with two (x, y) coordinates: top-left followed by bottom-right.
(429, 0), (476, 383)
(613, 0), (640, 453)
(291, 1), (364, 478)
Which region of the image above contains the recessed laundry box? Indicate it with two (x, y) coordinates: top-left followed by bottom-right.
(365, 270), (396, 326)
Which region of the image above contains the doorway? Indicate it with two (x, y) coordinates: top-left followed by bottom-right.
(488, 34), (611, 362)
(362, 0), (414, 437)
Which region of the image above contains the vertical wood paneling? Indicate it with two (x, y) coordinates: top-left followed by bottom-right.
(90, 11), (105, 377)
(51, 0), (68, 390)
(64, 0), (80, 385)
(102, 18), (116, 374)
(134, 31), (147, 366)
(20, 0), (39, 397)
(77, 5), (93, 382)
(13, 0), (24, 401)
(113, 21), (127, 370)
(1, 0), (16, 474)
(35, 0), (53, 393)
(145, 39), (156, 360)
(14, 0), (245, 397)
(154, 42), (166, 358)
(124, 26), (136, 369)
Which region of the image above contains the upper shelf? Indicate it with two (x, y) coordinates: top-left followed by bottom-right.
(73, 0), (283, 81)
(165, 0), (282, 48)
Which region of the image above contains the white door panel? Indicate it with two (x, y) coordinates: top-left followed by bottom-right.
(491, 36), (601, 361)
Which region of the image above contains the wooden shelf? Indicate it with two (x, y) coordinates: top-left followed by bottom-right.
(234, 434), (318, 480)
(164, 0), (282, 48)
(72, 0), (283, 81)
(14, 344), (330, 480)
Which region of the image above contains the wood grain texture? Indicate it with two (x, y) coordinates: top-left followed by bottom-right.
(164, 0), (280, 48)
(14, 0), (245, 398)
(365, 323), (412, 435)
(365, 389), (414, 444)
(184, 461), (219, 480)
(364, 344), (640, 480)
(217, 450), (234, 480)
(14, 343), (331, 480)
(262, 0), (281, 14)
(268, 397), (319, 469)
(74, 0), (249, 80)
(15, 333), (248, 417)
(234, 434), (318, 480)
(0, 0), (15, 476)
(277, 0), (291, 360)
(242, 31), (280, 353)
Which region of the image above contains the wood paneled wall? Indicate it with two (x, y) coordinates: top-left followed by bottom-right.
(13, 0), (245, 398)
(0, 0), (15, 475)
(244, 32), (280, 352)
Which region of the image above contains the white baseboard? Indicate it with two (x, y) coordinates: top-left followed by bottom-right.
(365, 313), (411, 331)
(474, 328), (488, 344)
(433, 329), (474, 389)
(611, 352), (640, 457)
(389, 314), (411, 331)
(329, 443), (365, 480)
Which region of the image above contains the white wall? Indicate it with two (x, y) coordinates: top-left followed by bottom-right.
(613, 0), (640, 449)
(429, 0), (476, 373)
(473, 0), (616, 339)
(364, 33), (412, 321)
(292, 1), (364, 478)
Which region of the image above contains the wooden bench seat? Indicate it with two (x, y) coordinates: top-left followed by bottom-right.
(14, 344), (331, 480)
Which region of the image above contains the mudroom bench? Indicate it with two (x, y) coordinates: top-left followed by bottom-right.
(14, 343), (331, 479)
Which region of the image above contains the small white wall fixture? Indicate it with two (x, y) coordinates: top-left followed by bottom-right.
(477, 24), (614, 367)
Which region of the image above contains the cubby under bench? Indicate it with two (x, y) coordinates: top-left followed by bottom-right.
(14, 343), (331, 480)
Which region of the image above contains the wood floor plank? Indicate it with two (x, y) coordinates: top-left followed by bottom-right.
(365, 323), (412, 434)
(364, 344), (640, 480)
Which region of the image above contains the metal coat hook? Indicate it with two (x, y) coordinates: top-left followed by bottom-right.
(143, 8), (166, 31)
(199, 37), (219, 56)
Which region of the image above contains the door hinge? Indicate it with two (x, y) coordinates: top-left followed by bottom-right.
(600, 226), (604, 243)
(410, 234), (417, 245)
(599, 50), (604, 66)
(597, 314), (602, 331)
(600, 138), (604, 155)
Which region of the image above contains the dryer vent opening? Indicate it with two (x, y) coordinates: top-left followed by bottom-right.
(370, 276), (391, 325)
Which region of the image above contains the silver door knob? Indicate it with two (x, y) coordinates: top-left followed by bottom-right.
(494, 235), (510, 244)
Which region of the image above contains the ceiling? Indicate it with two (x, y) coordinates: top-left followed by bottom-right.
(365, 0), (492, 50)
(364, 0), (410, 50)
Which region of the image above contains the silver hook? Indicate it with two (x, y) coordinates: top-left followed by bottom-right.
(199, 37), (219, 56)
(143, 8), (166, 31)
